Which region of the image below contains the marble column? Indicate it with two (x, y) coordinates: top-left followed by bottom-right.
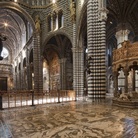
(72, 47), (84, 97)
(51, 15), (53, 31)
(113, 71), (118, 97)
(116, 29), (130, 48)
(23, 68), (27, 90)
(16, 60), (19, 90)
(124, 69), (129, 93)
(26, 49), (31, 90)
(12, 63), (16, 90)
(59, 58), (66, 90)
(87, 0), (107, 99)
(20, 54), (23, 90)
(33, 33), (43, 93)
(132, 69), (135, 91)
(115, 23), (130, 48)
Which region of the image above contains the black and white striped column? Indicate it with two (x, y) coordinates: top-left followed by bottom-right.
(59, 58), (66, 90)
(26, 49), (32, 90)
(87, 0), (106, 99)
(33, 33), (43, 93)
(72, 23), (84, 98)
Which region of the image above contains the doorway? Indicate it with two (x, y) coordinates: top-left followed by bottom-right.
(0, 77), (7, 91)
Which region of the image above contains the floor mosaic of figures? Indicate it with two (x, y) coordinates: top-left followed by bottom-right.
(0, 98), (138, 138)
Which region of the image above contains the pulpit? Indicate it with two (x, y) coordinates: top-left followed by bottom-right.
(112, 41), (138, 108)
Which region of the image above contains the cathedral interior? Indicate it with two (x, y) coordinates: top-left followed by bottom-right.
(0, 0), (138, 137)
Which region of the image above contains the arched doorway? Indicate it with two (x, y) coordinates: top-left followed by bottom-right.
(43, 34), (73, 91)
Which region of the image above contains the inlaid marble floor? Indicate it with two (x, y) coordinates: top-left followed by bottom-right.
(0, 98), (138, 138)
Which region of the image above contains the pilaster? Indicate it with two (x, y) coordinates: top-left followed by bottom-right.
(124, 69), (129, 93)
(113, 71), (118, 97)
(26, 49), (32, 90)
(33, 32), (43, 93)
(59, 58), (66, 90)
(72, 47), (84, 97)
(132, 69), (135, 91)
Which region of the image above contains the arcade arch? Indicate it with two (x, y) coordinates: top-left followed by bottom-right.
(43, 34), (73, 91)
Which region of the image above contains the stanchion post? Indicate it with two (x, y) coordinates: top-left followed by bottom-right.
(57, 90), (60, 103)
(75, 90), (77, 101)
(0, 93), (3, 110)
(31, 90), (35, 106)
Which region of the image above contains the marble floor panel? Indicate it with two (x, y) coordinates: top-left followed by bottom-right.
(0, 98), (138, 138)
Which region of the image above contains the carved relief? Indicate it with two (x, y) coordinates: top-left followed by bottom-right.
(113, 41), (138, 62)
(113, 41), (138, 71)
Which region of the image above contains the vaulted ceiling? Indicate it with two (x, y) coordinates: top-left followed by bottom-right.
(1, 0), (138, 62)
(0, 8), (27, 59)
(107, 0), (138, 40)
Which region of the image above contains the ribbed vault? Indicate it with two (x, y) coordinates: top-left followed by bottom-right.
(107, 0), (138, 39)
(0, 8), (27, 56)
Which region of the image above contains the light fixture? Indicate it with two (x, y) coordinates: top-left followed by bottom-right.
(4, 22), (8, 27)
(85, 48), (88, 53)
(81, 0), (84, 6)
(52, 0), (56, 4)
(14, 0), (17, 2)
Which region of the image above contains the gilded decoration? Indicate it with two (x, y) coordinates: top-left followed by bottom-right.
(113, 41), (138, 71)
(35, 15), (41, 32)
(69, 0), (76, 23)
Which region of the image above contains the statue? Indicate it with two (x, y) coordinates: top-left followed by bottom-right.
(119, 92), (133, 101)
(35, 15), (41, 32)
(70, 0), (76, 23)
(0, 34), (7, 60)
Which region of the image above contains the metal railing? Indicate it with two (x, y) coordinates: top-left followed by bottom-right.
(0, 90), (76, 110)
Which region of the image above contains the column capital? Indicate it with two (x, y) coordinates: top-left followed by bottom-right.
(98, 8), (109, 21)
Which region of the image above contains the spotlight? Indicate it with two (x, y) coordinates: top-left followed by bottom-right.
(4, 22), (8, 27)
(52, 0), (56, 4)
